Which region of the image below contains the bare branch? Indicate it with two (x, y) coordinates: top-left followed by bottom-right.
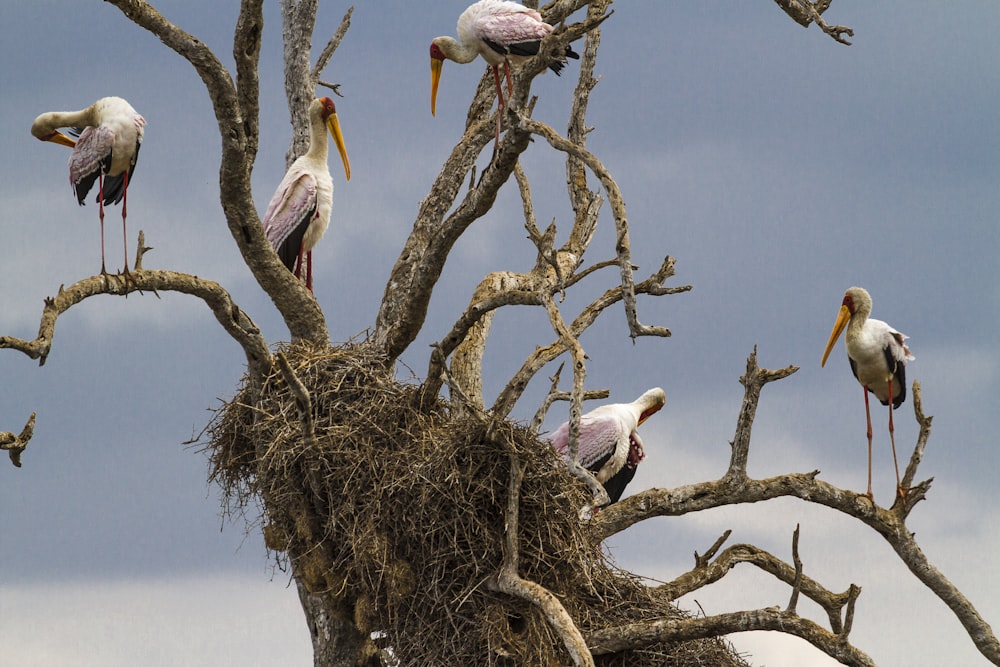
(529, 365), (609, 435)
(786, 524), (803, 613)
(897, 380), (933, 509)
(489, 452), (594, 666)
(772, 0), (854, 44)
(541, 292), (608, 506)
(518, 115), (671, 340)
(1, 413), (36, 468)
(662, 538), (855, 635)
(234, 0), (263, 164)
(726, 346), (799, 481)
(312, 7), (353, 82)
(492, 257), (689, 417)
(274, 352), (315, 446)
(0, 266), (269, 377)
(587, 608), (876, 666)
(694, 530), (732, 568)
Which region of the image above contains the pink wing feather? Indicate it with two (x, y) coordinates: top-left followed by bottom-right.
(473, 4), (551, 45)
(549, 413), (625, 471)
(263, 169), (318, 250)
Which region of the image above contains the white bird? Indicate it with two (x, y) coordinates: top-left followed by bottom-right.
(262, 97), (351, 292)
(821, 286), (915, 501)
(548, 387), (666, 505)
(31, 96), (146, 274)
(430, 0), (579, 146)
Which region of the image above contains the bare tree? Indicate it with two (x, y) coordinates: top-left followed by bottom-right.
(4, 1), (998, 666)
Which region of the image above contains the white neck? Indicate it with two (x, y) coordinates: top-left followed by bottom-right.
(32, 107), (95, 137)
(304, 114), (329, 162)
(435, 36), (480, 64)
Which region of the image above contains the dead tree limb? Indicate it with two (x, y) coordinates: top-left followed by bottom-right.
(587, 608), (876, 666)
(0, 264), (269, 377)
(773, 0), (854, 44)
(1, 413), (36, 468)
(489, 454), (595, 666)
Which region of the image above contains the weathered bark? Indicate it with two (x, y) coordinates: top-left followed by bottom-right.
(0, 413), (35, 468)
(0, 246), (268, 377)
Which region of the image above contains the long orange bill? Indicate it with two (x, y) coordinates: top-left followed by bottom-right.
(42, 131), (77, 148)
(325, 114), (351, 181)
(430, 58), (443, 116)
(821, 304), (851, 367)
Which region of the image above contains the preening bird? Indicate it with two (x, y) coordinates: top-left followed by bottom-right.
(262, 97), (351, 292)
(548, 387), (666, 505)
(821, 286), (915, 501)
(31, 96), (146, 274)
(430, 0), (579, 146)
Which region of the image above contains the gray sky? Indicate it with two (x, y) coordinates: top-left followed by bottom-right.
(1, 2), (998, 665)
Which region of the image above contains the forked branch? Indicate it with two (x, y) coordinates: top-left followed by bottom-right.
(0, 262), (269, 377)
(1, 413), (36, 468)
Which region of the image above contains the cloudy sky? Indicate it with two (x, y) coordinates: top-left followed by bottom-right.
(1, 1), (998, 665)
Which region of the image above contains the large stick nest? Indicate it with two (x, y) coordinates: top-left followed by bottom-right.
(206, 342), (750, 666)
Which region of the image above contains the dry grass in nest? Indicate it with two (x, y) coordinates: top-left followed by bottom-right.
(204, 341), (751, 666)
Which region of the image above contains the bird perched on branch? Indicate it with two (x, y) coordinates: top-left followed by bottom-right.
(548, 387), (666, 505)
(430, 0), (579, 147)
(31, 96), (146, 274)
(821, 286), (914, 501)
(262, 97), (351, 292)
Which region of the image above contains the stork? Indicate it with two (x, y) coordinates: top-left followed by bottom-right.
(548, 387), (666, 505)
(822, 286), (915, 501)
(262, 97), (351, 292)
(430, 0), (579, 147)
(31, 96), (146, 274)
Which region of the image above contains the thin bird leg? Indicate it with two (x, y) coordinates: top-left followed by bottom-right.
(97, 173), (108, 275)
(863, 385), (874, 501)
(502, 59), (514, 96)
(293, 244), (305, 280)
(305, 250), (314, 293)
(121, 169), (130, 274)
(887, 379), (904, 500)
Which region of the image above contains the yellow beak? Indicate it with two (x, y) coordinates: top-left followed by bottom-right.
(325, 114), (351, 181)
(44, 131), (77, 148)
(821, 304), (851, 367)
(430, 58), (443, 116)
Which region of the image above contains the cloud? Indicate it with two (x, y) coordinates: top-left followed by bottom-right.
(0, 574), (310, 667)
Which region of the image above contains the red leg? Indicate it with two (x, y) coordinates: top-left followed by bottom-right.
(305, 250), (313, 293)
(98, 174), (108, 275)
(887, 379), (904, 499)
(293, 244), (305, 279)
(863, 385), (873, 500)
(121, 169), (130, 273)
